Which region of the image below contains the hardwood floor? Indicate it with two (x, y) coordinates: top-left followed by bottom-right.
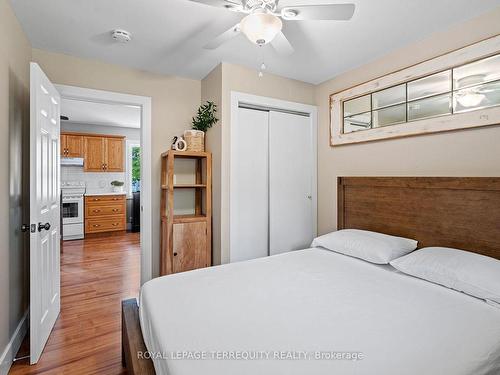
(10, 231), (140, 375)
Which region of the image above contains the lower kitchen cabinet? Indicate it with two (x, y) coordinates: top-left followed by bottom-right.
(85, 194), (126, 234)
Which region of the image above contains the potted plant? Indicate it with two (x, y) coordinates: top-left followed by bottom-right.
(184, 101), (218, 152)
(111, 180), (125, 193)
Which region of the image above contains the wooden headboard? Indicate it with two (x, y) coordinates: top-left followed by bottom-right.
(337, 177), (500, 259)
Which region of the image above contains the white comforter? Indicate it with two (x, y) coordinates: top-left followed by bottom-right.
(140, 248), (500, 375)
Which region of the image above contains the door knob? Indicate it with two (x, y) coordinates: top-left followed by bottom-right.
(38, 222), (51, 232)
(21, 224), (30, 232)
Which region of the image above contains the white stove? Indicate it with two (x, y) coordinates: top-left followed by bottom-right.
(61, 181), (86, 240)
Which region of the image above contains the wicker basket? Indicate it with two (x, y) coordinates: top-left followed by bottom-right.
(183, 130), (205, 152)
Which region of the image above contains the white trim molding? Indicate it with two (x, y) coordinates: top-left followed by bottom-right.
(330, 34), (500, 146)
(0, 310), (28, 375)
(55, 85), (153, 285)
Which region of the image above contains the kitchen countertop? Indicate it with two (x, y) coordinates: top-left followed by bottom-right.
(84, 192), (127, 196)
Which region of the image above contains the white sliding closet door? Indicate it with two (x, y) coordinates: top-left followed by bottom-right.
(231, 108), (269, 262)
(269, 111), (314, 255)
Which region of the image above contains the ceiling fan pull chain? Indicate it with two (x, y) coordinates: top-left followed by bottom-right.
(258, 45), (267, 78)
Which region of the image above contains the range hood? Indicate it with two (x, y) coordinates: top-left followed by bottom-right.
(61, 157), (84, 166)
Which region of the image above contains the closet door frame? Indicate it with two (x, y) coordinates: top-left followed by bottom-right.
(229, 92), (318, 263)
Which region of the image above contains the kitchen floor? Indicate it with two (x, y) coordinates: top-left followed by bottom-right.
(10, 231), (140, 375)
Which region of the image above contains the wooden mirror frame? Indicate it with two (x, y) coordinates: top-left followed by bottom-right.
(330, 35), (500, 146)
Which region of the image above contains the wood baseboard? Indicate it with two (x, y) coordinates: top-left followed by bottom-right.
(121, 299), (155, 375)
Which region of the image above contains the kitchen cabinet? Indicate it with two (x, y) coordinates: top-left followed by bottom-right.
(61, 133), (83, 157)
(60, 134), (67, 157)
(85, 194), (126, 234)
(106, 137), (124, 172)
(84, 136), (105, 171)
(83, 135), (125, 172)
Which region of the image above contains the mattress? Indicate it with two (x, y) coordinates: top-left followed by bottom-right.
(139, 248), (500, 375)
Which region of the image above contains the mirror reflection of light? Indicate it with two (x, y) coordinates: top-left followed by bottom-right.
(456, 89), (485, 107)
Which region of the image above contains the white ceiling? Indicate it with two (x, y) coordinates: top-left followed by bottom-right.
(10, 0), (500, 84)
(61, 98), (141, 128)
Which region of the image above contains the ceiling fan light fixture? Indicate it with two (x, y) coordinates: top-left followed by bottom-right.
(239, 12), (282, 45)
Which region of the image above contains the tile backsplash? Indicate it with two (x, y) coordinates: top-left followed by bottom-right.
(61, 166), (126, 194)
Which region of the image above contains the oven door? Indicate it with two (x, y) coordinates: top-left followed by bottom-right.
(62, 196), (83, 225)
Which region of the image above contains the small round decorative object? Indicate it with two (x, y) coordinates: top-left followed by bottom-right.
(174, 138), (187, 152)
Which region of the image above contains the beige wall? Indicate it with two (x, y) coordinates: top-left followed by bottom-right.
(203, 62), (316, 264)
(201, 64), (223, 265)
(315, 9), (500, 235)
(32, 49), (201, 277)
(0, 0), (31, 369)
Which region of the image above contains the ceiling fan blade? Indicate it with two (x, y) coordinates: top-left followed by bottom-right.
(204, 24), (241, 49)
(281, 4), (355, 21)
(271, 31), (294, 56)
(187, 0), (243, 11)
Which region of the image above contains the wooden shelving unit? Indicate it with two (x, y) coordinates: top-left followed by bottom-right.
(160, 150), (212, 276)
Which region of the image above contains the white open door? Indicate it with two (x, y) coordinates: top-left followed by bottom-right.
(29, 63), (61, 364)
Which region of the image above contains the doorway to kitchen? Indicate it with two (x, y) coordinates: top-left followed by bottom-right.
(56, 84), (152, 284)
(57, 88), (151, 371)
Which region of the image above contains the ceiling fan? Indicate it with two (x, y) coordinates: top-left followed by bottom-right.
(189, 0), (356, 55)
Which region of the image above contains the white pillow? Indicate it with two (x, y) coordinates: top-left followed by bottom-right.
(390, 247), (500, 304)
(311, 229), (418, 264)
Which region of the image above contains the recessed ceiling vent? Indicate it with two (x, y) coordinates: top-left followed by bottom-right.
(111, 29), (132, 43)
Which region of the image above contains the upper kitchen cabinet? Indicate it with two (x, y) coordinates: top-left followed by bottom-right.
(84, 136), (106, 171)
(61, 133), (83, 157)
(83, 135), (125, 172)
(105, 137), (125, 172)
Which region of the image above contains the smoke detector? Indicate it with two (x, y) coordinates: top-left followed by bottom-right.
(111, 29), (132, 43)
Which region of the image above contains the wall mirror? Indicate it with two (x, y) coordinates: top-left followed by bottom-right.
(331, 36), (500, 146)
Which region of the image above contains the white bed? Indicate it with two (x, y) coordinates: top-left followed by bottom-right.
(139, 248), (500, 375)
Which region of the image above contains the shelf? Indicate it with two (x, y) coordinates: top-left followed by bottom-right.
(161, 150), (210, 159)
(173, 214), (207, 224)
(160, 149), (211, 276)
(161, 184), (207, 190)
(175, 184), (206, 188)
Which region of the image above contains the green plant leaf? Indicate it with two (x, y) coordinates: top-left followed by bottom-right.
(132, 146), (141, 183)
(192, 101), (219, 132)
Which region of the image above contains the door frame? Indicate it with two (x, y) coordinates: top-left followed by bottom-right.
(55, 84), (153, 284)
(229, 91), (318, 262)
